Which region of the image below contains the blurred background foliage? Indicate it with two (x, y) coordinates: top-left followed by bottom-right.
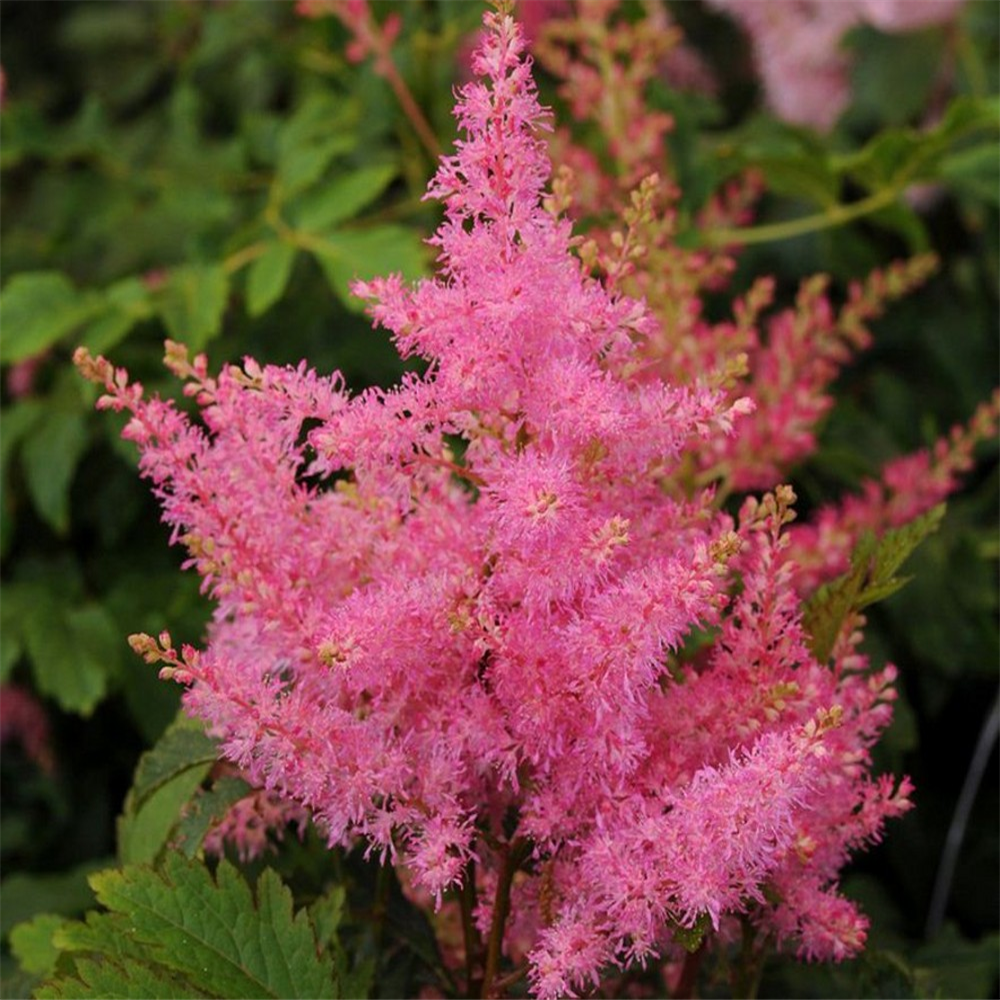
(0, 2), (996, 998)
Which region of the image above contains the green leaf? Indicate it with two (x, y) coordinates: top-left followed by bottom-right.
(914, 925), (1000, 1000)
(846, 26), (945, 127)
(312, 225), (428, 313)
(21, 408), (90, 535)
(80, 277), (155, 354)
(291, 164), (398, 233)
(803, 505), (946, 663)
(158, 265), (229, 351)
(938, 142), (1000, 206)
(713, 120), (840, 207)
(278, 137), (356, 199)
(308, 886), (346, 954)
(0, 860), (107, 938)
(79, 309), (138, 355)
(172, 777), (253, 858)
(0, 398), (46, 560)
(118, 768), (213, 866)
(246, 242), (297, 317)
(20, 590), (115, 716)
(38, 956), (205, 999)
(0, 972), (38, 1000)
(0, 272), (102, 364)
(38, 854), (341, 999)
(10, 914), (67, 978)
(117, 712), (219, 865)
(275, 93), (359, 199)
(0, 600), (24, 682)
(131, 713), (219, 805)
(837, 95), (1000, 193)
(839, 129), (926, 191)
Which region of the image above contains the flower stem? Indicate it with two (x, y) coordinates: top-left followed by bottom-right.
(925, 689), (1000, 937)
(460, 859), (484, 997)
(731, 918), (768, 1000)
(703, 187), (900, 248)
(379, 57), (441, 161)
(673, 942), (705, 1000)
(481, 837), (530, 999)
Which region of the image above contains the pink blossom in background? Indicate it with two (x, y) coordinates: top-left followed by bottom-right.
(708, 0), (966, 130)
(707, 0), (858, 130)
(5, 352), (47, 398)
(858, 0), (966, 31)
(0, 684), (55, 773)
(788, 390), (1000, 593)
(516, 0), (570, 42)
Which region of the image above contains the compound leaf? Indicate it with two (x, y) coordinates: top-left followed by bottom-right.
(804, 504), (945, 663)
(37, 854), (341, 999)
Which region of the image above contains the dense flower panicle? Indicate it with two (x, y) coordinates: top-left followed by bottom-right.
(76, 10), (959, 997)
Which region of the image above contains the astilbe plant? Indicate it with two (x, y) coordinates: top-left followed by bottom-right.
(76, 10), (991, 998)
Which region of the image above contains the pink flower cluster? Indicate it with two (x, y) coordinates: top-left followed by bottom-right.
(77, 10), (993, 997)
(708, 0), (966, 130)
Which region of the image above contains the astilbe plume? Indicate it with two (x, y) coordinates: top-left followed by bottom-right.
(79, 11), (924, 997)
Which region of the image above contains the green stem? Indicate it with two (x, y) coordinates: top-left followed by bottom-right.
(481, 838), (530, 999)
(490, 964), (529, 995)
(731, 919), (768, 1000)
(460, 859), (484, 997)
(673, 942), (706, 1000)
(703, 186), (900, 248)
(372, 861), (391, 959)
(954, 27), (988, 98)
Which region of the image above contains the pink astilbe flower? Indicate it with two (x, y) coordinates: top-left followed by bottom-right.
(79, 7), (735, 905)
(701, 256), (939, 490)
(79, 10), (923, 997)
